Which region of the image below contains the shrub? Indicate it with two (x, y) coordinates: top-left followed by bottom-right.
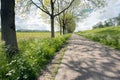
(0, 34), (71, 80)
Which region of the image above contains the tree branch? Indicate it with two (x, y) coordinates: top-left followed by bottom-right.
(39, 0), (50, 14)
(54, 0), (75, 17)
(30, 0), (50, 15)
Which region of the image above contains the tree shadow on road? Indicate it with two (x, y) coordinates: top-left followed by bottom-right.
(60, 36), (120, 80)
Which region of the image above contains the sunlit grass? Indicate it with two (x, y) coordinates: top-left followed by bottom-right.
(0, 32), (60, 41)
(17, 32), (60, 40)
(77, 26), (120, 49)
(17, 32), (50, 39)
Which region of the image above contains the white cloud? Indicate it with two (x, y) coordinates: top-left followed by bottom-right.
(15, 12), (51, 31)
(75, 0), (120, 31)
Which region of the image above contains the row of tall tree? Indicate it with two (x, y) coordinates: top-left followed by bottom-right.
(1, 0), (105, 56)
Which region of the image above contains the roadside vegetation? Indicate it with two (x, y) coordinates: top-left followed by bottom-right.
(0, 33), (71, 80)
(78, 26), (120, 49)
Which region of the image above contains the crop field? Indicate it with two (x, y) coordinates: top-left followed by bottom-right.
(17, 32), (51, 39)
(0, 32), (60, 41)
(0, 32), (71, 80)
(16, 32), (60, 40)
(77, 26), (120, 49)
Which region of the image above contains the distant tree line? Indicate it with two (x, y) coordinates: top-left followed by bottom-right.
(93, 14), (120, 29)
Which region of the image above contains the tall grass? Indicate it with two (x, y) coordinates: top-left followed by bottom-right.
(77, 26), (120, 49)
(0, 32), (71, 80)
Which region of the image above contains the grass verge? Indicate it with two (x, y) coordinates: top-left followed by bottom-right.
(77, 26), (120, 49)
(38, 44), (68, 80)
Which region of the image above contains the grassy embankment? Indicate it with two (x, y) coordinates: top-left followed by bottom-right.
(77, 26), (120, 49)
(0, 32), (71, 80)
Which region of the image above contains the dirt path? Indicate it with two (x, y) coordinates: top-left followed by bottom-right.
(55, 34), (120, 80)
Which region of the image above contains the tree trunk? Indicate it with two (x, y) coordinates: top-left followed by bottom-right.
(63, 25), (66, 34)
(60, 26), (62, 35)
(50, 0), (55, 38)
(51, 16), (55, 38)
(59, 21), (62, 35)
(1, 0), (18, 54)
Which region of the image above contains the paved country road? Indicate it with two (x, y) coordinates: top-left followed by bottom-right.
(55, 34), (120, 80)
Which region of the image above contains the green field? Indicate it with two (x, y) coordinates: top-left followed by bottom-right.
(0, 32), (71, 80)
(77, 26), (120, 49)
(16, 32), (60, 40)
(0, 32), (60, 41)
(4, 32), (59, 40)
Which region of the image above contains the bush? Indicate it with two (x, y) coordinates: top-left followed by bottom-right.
(0, 34), (71, 80)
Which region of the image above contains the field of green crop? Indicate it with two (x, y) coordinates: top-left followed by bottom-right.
(77, 26), (120, 49)
(0, 32), (60, 41)
(17, 32), (61, 40)
(0, 32), (71, 80)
